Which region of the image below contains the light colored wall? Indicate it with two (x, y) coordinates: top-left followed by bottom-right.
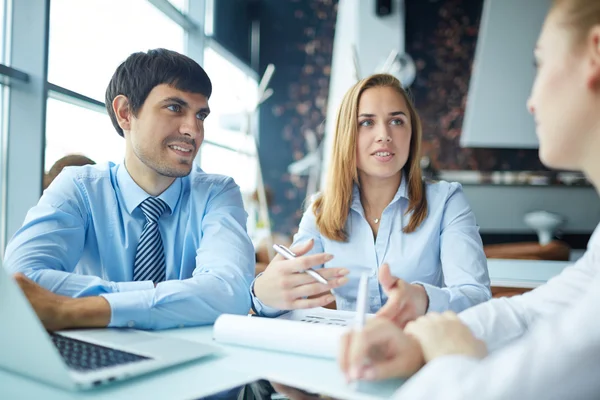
(460, 0), (550, 148)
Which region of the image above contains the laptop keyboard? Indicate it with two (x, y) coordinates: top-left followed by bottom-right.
(50, 333), (151, 372)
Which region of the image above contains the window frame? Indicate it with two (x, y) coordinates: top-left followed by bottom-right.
(0, 0), (212, 251)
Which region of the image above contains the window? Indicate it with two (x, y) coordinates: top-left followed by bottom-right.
(200, 45), (259, 193)
(168, 0), (188, 14)
(45, 99), (124, 173)
(0, 0), (6, 63)
(0, 83), (5, 237)
(48, 0), (186, 102)
(0, 0), (8, 250)
(200, 143), (257, 194)
(200, 45), (261, 237)
(202, 46), (258, 149)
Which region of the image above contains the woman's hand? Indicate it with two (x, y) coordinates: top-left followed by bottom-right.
(253, 239), (350, 310)
(339, 317), (425, 381)
(376, 263), (429, 328)
(404, 311), (488, 362)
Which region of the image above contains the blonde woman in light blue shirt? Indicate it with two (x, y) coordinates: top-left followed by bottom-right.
(252, 73), (491, 325)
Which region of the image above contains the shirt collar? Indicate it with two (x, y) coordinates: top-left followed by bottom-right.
(116, 163), (181, 215)
(351, 171), (409, 212)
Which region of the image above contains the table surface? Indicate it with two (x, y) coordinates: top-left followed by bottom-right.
(0, 324), (404, 400)
(0, 258), (570, 398)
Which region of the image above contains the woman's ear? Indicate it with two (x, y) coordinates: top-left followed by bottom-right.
(586, 25), (600, 90)
(113, 95), (132, 132)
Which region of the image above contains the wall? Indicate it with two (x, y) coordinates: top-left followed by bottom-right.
(404, 0), (599, 244)
(405, 0), (546, 171)
(258, 0), (338, 236)
(460, 0), (550, 148)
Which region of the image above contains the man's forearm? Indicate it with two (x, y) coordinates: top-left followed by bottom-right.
(61, 296), (111, 329)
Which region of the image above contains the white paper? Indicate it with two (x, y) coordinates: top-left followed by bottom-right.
(213, 308), (377, 359)
(277, 307), (363, 327)
(213, 313), (347, 359)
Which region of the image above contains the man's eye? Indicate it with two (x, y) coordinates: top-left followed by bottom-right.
(197, 113), (208, 121)
(167, 104), (181, 112)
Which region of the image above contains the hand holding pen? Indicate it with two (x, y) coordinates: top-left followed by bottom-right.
(253, 239), (350, 310)
(338, 272), (425, 382)
(272, 244), (329, 285)
(348, 272), (370, 388)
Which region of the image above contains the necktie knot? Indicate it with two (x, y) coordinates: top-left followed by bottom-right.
(139, 197), (168, 224)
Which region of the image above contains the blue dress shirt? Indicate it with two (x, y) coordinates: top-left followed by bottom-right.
(3, 162), (255, 329)
(253, 178), (491, 316)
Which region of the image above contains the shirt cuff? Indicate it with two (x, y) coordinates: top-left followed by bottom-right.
(411, 281), (450, 313)
(100, 290), (154, 328)
(250, 274), (287, 318)
(115, 280), (154, 292)
(425, 354), (480, 370)
(396, 355), (480, 397)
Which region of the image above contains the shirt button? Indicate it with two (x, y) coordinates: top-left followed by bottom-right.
(127, 321), (135, 328)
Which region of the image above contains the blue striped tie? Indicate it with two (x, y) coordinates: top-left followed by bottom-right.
(133, 197), (168, 283)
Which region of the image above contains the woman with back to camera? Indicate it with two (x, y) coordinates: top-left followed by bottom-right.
(339, 2), (600, 398)
(251, 73), (491, 326)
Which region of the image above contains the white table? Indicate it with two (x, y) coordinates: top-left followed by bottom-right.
(1, 259), (569, 399)
(487, 258), (570, 288)
(0, 325), (404, 400)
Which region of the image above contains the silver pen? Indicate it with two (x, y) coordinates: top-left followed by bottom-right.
(272, 244), (329, 285)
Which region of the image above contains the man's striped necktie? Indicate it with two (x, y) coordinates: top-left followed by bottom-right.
(133, 197), (168, 283)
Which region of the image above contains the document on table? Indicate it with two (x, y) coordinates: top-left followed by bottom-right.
(213, 308), (374, 359)
(277, 307), (362, 326)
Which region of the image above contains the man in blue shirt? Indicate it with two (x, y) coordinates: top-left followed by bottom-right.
(3, 48), (255, 330)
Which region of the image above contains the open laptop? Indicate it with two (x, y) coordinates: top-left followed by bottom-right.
(0, 267), (218, 391)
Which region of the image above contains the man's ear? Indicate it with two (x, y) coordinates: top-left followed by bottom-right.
(587, 25), (600, 90)
(113, 95), (132, 132)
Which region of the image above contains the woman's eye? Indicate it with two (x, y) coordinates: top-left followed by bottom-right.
(167, 104), (181, 112)
(391, 119), (404, 126)
(359, 120), (373, 127)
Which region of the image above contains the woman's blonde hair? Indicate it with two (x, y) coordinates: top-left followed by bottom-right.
(313, 74), (428, 242)
(552, 0), (600, 43)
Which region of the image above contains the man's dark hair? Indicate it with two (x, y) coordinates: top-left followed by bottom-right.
(105, 48), (212, 137)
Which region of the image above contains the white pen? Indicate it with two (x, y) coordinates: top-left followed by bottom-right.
(354, 272), (369, 331)
(272, 243), (329, 285)
(350, 272), (370, 390)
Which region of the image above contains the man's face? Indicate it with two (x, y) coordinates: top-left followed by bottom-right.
(124, 84), (210, 179)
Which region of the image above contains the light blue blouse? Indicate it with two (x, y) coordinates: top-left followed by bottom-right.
(252, 177), (491, 316)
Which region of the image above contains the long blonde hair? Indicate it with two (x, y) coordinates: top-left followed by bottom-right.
(552, 0), (600, 42)
(313, 74), (428, 242)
